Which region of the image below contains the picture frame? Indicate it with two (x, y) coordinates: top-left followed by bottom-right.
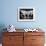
(18, 7), (35, 21)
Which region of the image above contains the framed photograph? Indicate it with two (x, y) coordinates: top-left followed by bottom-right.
(18, 7), (35, 21)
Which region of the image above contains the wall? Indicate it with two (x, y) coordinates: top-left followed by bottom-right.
(0, 0), (46, 43)
(0, 0), (46, 30)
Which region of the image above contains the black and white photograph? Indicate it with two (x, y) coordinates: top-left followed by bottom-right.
(18, 7), (35, 21)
